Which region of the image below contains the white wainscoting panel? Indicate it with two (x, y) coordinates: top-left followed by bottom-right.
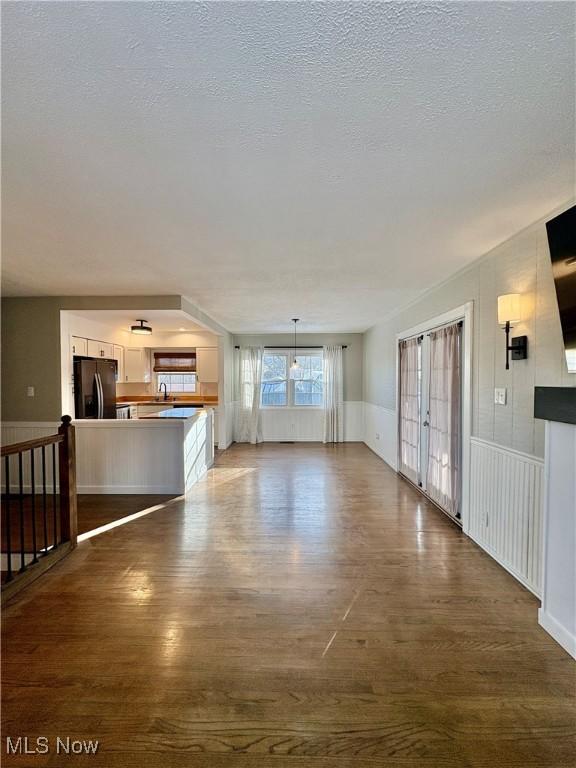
(261, 407), (323, 441)
(74, 415), (213, 494)
(344, 401), (365, 442)
(2, 416), (213, 495)
(363, 403), (397, 471)
(469, 437), (544, 596)
(231, 402), (364, 443)
(75, 421), (184, 493)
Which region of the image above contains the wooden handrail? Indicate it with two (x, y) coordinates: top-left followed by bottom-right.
(1, 415), (77, 604)
(58, 415), (77, 545)
(1, 433), (63, 457)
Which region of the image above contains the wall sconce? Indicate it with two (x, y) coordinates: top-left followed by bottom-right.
(498, 294), (528, 370)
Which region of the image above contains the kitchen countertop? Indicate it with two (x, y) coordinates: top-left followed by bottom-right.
(140, 407), (203, 419)
(117, 399), (217, 407)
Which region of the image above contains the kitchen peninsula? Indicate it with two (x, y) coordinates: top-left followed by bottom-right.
(73, 407), (213, 494)
(141, 407), (203, 418)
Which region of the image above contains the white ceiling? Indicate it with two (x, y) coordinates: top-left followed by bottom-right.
(2, 2), (574, 333)
(67, 309), (210, 335)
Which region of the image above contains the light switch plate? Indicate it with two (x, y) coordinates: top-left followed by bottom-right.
(494, 387), (507, 405)
(26, 386), (35, 397)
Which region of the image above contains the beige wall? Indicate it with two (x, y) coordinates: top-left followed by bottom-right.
(363, 202), (576, 458)
(2, 298), (62, 421)
(233, 333), (363, 402)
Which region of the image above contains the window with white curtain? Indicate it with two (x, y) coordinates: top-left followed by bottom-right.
(261, 351), (323, 407)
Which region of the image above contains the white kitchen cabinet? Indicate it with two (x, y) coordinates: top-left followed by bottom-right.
(196, 347), (218, 383)
(87, 339), (114, 359)
(71, 336), (87, 357)
(87, 340), (101, 357)
(113, 345), (124, 382)
(124, 348), (151, 383)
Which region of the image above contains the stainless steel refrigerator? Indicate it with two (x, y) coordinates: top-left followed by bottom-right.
(73, 357), (117, 419)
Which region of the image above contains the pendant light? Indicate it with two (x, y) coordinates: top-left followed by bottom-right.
(289, 319), (301, 379)
(131, 319), (153, 335)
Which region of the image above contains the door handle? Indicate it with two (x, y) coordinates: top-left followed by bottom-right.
(95, 373), (104, 418)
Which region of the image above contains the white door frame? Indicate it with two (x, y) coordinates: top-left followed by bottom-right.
(395, 301), (473, 531)
(418, 332), (430, 492)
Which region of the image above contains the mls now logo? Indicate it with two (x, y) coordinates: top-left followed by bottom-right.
(6, 736), (99, 755)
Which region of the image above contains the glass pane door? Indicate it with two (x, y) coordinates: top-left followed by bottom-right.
(398, 322), (463, 521)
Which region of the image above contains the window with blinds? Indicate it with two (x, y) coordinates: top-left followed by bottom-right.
(153, 352), (196, 372)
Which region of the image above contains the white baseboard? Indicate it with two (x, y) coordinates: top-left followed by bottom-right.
(538, 608), (576, 659)
(77, 485), (181, 494)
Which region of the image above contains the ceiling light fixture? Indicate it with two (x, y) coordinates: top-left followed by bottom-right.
(178, 327), (186, 331)
(131, 319), (152, 335)
(497, 294), (527, 369)
(289, 319), (301, 379)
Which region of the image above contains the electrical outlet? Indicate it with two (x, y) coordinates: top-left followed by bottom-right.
(26, 386), (35, 397)
(494, 387), (507, 405)
(376, 433), (380, 440)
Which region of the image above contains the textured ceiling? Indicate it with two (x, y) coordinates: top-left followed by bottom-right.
(2, 1), (574, 332)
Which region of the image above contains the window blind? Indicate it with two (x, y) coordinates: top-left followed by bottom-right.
(153, 352), (196, 372)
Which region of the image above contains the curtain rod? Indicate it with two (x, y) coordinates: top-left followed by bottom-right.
(234, 345), (347, 350)
(401, 319), (463, 343)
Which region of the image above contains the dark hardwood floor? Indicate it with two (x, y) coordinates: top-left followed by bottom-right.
(76, 493), (178, 535)
(1, 493), (177, 550)
(2, 443), (574, 767)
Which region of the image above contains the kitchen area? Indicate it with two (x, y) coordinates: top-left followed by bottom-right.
(60, 309), (221, 495)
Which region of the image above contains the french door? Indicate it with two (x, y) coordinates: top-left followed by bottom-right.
(398, 321), (462, 521)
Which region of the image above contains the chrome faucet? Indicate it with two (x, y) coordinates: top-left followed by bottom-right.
(159, 382), (169, 401)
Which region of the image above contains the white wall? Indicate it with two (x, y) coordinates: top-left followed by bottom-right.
(539, 421), (576, 658)
(363, 201), (575, 460)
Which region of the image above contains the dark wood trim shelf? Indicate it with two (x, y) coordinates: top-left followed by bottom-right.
(534, 386), (576, 425)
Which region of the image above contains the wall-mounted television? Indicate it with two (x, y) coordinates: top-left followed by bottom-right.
(546, 205), (576, 373)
